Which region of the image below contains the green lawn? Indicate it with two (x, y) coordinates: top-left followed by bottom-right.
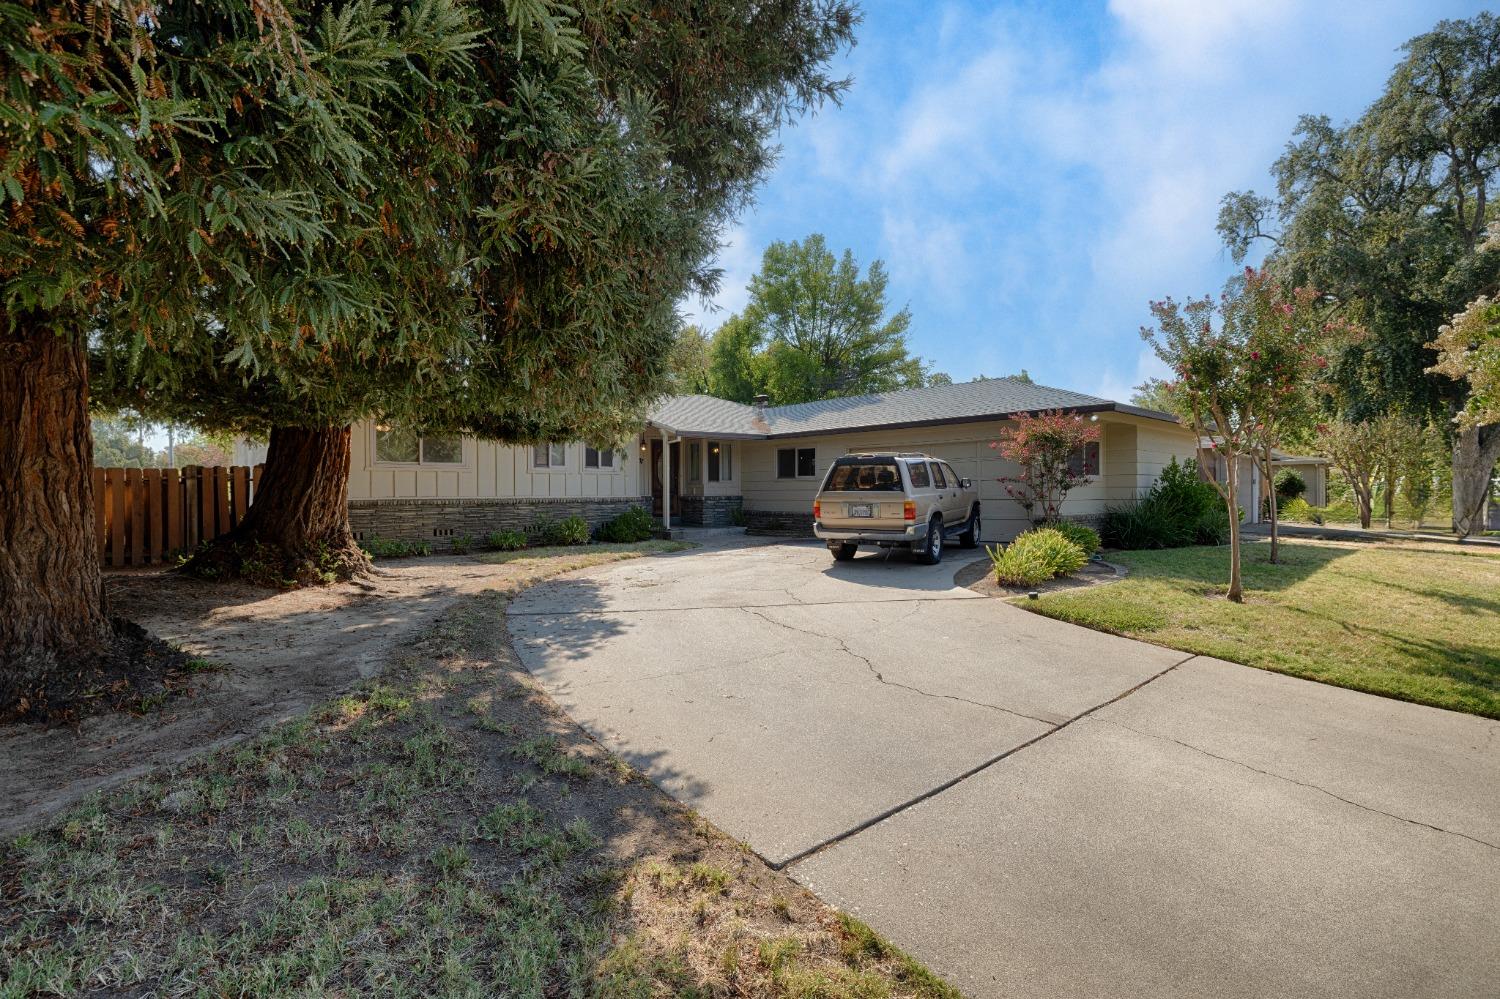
(1026, 537), (1500, 718)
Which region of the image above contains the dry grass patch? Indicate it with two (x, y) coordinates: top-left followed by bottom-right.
(2, 548), (957, 997)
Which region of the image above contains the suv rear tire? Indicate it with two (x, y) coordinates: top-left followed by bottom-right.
(958, 508), (981, 549)
(914, 516), (943, 564)
(830, 542), (858, 561)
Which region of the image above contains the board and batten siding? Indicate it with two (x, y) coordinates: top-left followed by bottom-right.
(346, 420), (646, 502)
(739, 415), (1200, 541)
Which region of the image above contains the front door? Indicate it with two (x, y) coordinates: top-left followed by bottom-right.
(649, 440), (681, 521)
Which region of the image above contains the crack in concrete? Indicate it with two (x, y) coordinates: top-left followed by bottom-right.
(741, 606), (1057, 727)
(1094, 717), (1500, 854)
(506, 594), (983, 617)
(774, 652), (1195, 870)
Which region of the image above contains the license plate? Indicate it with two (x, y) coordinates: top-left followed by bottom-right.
(848, 504), (873, 518)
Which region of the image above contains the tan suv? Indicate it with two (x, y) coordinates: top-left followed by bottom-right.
(812, 453), (981, 564)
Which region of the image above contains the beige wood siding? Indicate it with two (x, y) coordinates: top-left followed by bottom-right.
(739, 415), (1196, 541)
(347, 421), (645, 502)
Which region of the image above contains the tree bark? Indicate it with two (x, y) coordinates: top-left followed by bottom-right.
(182, 425), (370, 585)
(1452, 423), (1500, 538)
(1262, 444), (1280, 564)
(1224, 457), (1243, 603)
(0, 321), (114, 713)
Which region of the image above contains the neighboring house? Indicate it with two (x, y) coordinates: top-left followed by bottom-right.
(1198, 444), (1329, 522)
(340, 376), (1211, 546)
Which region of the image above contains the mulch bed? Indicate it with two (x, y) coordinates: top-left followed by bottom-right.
(954, 557), (1124, 599)
(1, 620), (194, 727)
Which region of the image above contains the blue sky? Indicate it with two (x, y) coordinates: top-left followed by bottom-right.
(682, 0), (1488, 402)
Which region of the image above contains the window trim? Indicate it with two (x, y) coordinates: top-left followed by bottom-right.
(777, 446), (817, 479)
(533, 442), (567, 469)
(584, 445), (618, 471)
(370, 425), (468, 469)
(707, 440), (733, 483)
(1067, 441), (1103, 478)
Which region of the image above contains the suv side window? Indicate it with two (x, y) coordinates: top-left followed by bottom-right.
(929, 462), (946, 488)
(942, 462), (961, 487)
(906, 461), (929, 488)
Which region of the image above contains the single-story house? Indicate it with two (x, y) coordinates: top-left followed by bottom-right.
(340, 376), (1253, 546)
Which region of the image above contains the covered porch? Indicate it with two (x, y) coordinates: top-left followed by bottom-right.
(641, 427), (748, 529)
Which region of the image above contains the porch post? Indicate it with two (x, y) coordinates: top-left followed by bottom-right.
(661, 427), (671, 529)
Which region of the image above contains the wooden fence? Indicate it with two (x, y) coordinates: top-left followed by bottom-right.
(93, 465), (264, 568)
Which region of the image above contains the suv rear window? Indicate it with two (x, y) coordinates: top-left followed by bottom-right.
(823, 459), (903, 492)
(906, 461), (930, 488)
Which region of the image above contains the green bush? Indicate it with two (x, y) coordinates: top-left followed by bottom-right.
(530, 514), (592, 546)
(988, 527), (1088, 586)
(595, 505), (655, 543)
(486, 529), (527, 551)
(1280, 497), (1318, 524)
(449, 534), (475, 555)
(1047, 520), (1100, 555)
(1274, 469), (1307, 502)
(359, 536), (431, 559)
(1102, 457), (1227, 549)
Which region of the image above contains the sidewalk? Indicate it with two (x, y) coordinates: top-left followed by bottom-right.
(1246, 520), (1500, 548)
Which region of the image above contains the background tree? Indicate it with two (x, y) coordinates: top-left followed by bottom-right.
(1217, 13), (1500, 537)
(1131, 378), (1179, 413)
(1318, 417), (1386, 528)
(90, 415), (159, 469)
(1429, 289), (1500, 532)
(705, 234), (929, 404)
(669, 326), (713, 394)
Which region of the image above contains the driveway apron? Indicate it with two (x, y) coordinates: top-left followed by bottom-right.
(509, 540), (1500, 999)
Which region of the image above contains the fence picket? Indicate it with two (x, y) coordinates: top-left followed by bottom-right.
(231, 466), (249, 526)
(92, 464), (266, 566)
(109, 470), (126, 567)
(93, 469), (107, 560)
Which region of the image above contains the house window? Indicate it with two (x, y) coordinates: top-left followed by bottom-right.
(687, 441), (702, 482)
(374, 427), (463, 466)
(584, 446), (615, 469)
(777, 447), (816, 479)
(708, 441), (732, 482)
(533, 443), (567, 468)
(1067, 442), (1101, 476)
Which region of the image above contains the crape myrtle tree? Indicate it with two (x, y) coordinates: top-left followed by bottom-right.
(1218, 13), (1500, 537)
(103, 0), (861, 584)
(1141, 272), (1338, 600)
(1, 0), (482, 713)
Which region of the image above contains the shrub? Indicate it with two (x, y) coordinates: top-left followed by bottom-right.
(1102, 457), (1223, 550)
(595, 505), (655, 543)
(486, 529), (527, 551)
(449, 534), (474, 555)
(530, 514), (591, 546)
(988, 527), (1088, 586)
(359, 536), (431, 559)
(1274, 469), (1307, 503)
(1048, 521), (1100, 555)
(1280, 497), (1317, 524)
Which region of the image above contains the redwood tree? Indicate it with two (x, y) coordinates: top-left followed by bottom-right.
(102, 0), (862, 584)
(1, 0), (477, 711)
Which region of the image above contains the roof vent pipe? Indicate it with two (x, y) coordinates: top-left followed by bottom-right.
(752, 393), (769, 410)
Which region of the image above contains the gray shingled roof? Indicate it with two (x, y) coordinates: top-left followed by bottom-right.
(647, 377), (1166, 438)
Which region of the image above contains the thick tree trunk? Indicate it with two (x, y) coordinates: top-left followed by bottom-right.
(183, 425), (370, 585)
(0, 321), (114, 713)
(1382, 458), (1395, 529)
(1451, 424), (1500, 538)
(1224, 459), (1243, 603)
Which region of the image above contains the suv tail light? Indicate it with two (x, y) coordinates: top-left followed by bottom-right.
(813, 500), (821, 520)
(903, 500), (916, 521)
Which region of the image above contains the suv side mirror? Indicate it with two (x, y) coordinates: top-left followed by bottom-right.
(960, 478), (973, 489)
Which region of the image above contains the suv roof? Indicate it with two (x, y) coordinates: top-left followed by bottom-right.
(841, 452), (933, 460)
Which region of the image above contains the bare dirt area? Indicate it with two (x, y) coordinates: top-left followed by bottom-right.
(0, 550), (674, 836)
(1, 556), (954, 997)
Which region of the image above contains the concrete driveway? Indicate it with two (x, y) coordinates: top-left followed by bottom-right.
(509, 540), (1500, 998)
